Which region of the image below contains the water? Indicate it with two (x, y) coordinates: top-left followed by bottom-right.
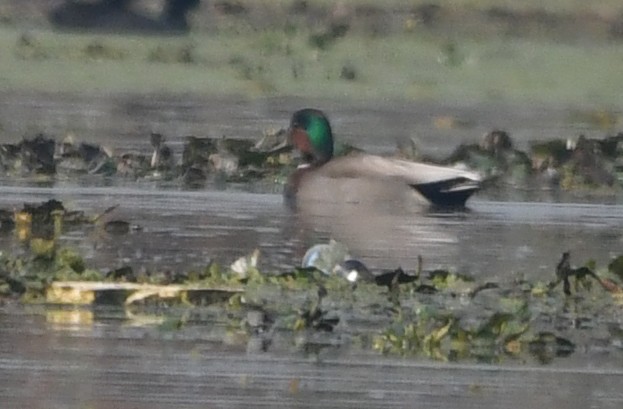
(0, 184), (621, 278)
(1, 307), (622, 409)
(0, 90), (609, 158)
(1, 92), (623, 408)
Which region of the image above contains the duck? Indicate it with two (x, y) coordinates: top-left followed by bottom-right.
(284, 109), (482, 211)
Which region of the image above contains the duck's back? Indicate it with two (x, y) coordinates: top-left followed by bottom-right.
(320, 153), (478, 185)
(294, 153), (479, 213)
(294, 156), (429, 217)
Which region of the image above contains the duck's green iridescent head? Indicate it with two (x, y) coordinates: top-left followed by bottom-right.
(289, 108), (334, 165)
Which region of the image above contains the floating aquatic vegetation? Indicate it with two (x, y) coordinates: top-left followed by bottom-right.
(9, 199), (119, 241)
(19, 134), (56, 175)
(608, 255), (623, 281)
(550, 251), (623, 296)
(57, 137), (115, 176)
(374, 291), (540, 363)
(253, 128), (288, 153)
(370, 250), (621, 362)
(149, 133), (175, 172)
(530, 139), (571, 170)
(230, 249), (261, 282)
(530, 134), (623, 190)
(0, 129), (293, 185)
(3, 126), (623, 195)
(374, 267), (418, 288)
(0, 244), (103, 302)
(0, 210), (15, 233)
(444, 130), (532, 187)
(1, 215), (622, 364)
(294, 285), (339, 332)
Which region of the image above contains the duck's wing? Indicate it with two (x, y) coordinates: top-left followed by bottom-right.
(321, 154), (481, 207)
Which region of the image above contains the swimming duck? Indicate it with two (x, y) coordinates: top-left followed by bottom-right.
(284, 108), (482, 211)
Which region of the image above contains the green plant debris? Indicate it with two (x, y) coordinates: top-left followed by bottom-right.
(0, 131), (293, 187)
(550, 251), (623, 296)
(4, 125), (623, 194)
(1, 225), (622, 365)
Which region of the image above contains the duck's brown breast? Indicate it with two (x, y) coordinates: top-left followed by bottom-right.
(294, 167), (429, 216)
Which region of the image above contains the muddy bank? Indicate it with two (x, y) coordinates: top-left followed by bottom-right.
(2, 2), (623, 105)
(4, 1), (623, 43)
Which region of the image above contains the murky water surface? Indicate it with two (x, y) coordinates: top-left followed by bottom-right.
(1, 306), (622, 409)
(0, 185), (622, 279)
(1, 93), (623, 407)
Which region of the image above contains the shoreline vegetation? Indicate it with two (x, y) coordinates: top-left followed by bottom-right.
(0, 1), (621, 106)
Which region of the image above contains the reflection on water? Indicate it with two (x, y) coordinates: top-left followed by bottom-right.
(1, 307), (622, 409)
(0, 184), (622, 279)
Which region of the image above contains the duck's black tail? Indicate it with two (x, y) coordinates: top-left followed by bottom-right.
(410, 177), (480, 208)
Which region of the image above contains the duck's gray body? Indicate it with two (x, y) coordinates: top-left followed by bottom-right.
(291, 152), (481, 212)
